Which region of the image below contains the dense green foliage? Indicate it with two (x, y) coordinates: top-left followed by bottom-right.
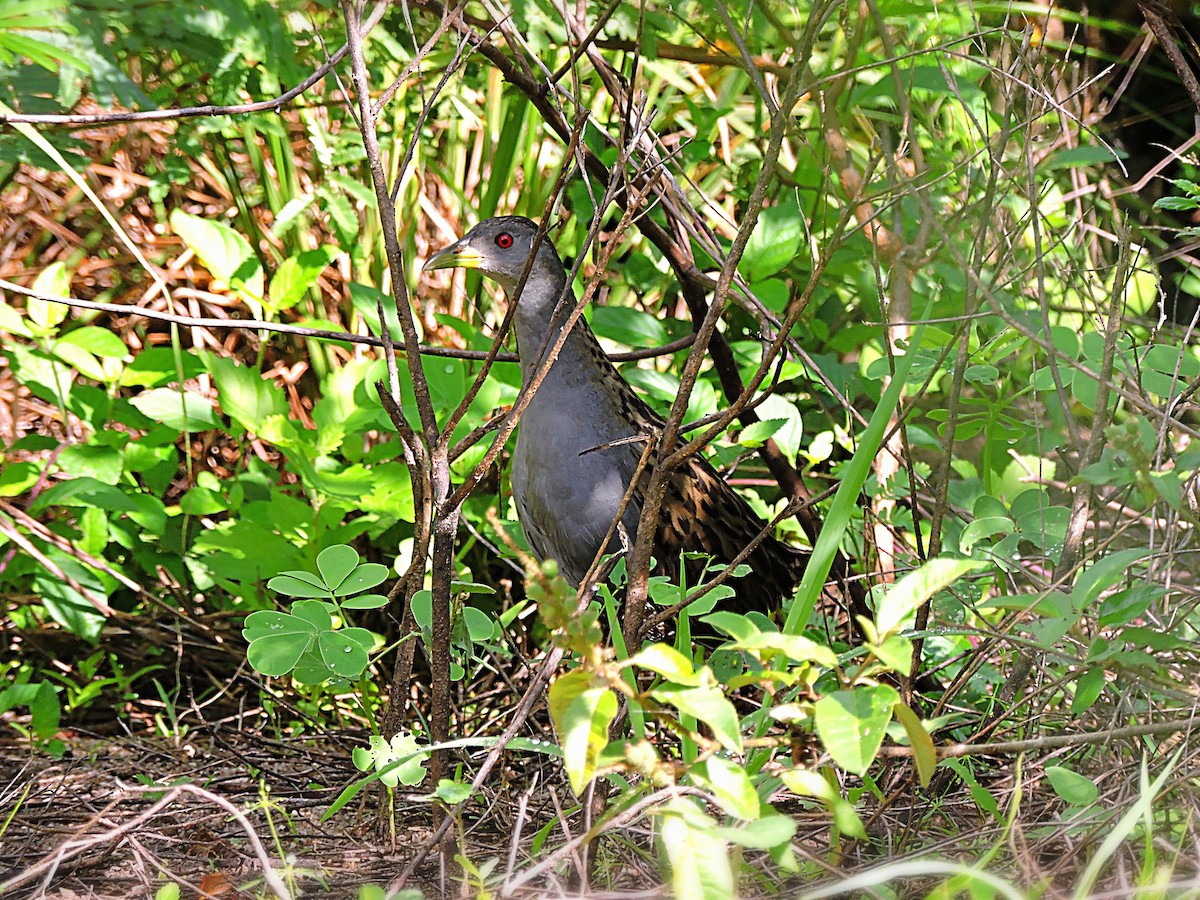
(2, 0), (1199, 896)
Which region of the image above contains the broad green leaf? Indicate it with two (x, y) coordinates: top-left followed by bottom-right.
(336, 563), (389, 596)
(268, 571), (330, 598)
(737, 418), (787, 448)
(698, 755), (760, 820)
(712, 814), (796, 850)
(629, 644), (698, 685)
(735, 632), (838, 667)
(169, 210), (264, 307)
(207, 355), (286, 432)
(128, 387), (217, 431)
(267, 246), (338, 312)
(340, 628), (377, 652)
(660, 799), (734, 900)
(700, 611), (760, 643)
(779, 768), (866, 838)
(1070, 549), (1146, 610)
(436, 779), (473, 805)
(959, 516), (1014, 552)
(341, 592), (389, 610)
(462, 607), (494, 642)
(27, 261), (70, 331)
(1045, 765), (1098, 807)
(548, 669), (617, 794)
(291, 599), (334, 631)
(1071, 667), (1105, 715)
(29, 681), (61, 740)
(1098, 584), (1162, 628)
(57, 326), (128, 358)
(247, 633), (311, 676)
(241, 610), (317, 642)
(814, 685), (899, 775)
(875, 557), (986, 636)
(352, 732), (427, 788)
(650, 684), (743, 752)
(871, 634), (912, 671)
(740, 197), (803, 283)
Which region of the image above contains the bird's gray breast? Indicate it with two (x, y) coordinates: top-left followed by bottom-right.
(510, 368), (644, 586)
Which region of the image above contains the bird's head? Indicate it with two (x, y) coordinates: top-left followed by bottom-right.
(423, 216), (563, 296)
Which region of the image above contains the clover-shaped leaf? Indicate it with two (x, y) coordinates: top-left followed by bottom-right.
(341, 592), (388, 610)
(317, 544), (359, 590)
(247, 629), (313, 677)
(335, 563), (389, 596)
(291, 599), (334, 631)
(267, 571), (329, 598)
(318, 630), (370, 678)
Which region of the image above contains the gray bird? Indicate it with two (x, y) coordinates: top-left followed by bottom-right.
(423, 216), (807, 619)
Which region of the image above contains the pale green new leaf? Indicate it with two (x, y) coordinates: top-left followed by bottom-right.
(875, 557), (986, 636)
(548, 669), (617, 794)
(814, 685), (899, 775)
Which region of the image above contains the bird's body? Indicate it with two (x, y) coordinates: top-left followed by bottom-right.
(425, 216), (807, 617)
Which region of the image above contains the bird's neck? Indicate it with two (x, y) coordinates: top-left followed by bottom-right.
(509, 268), (611, 387)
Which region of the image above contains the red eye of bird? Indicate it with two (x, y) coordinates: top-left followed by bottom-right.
(495, 232), (514, 249)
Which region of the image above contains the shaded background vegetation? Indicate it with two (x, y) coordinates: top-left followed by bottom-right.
(2, 0), (1200, 896)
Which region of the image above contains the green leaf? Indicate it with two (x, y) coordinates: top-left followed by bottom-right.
(1071, 667), (1105, 715)
(1045, 765), (1098, 807)
(336, 563), (389, 596)
(891, 701), (936, 787)
(436, 779), (473, 805)
(462, 607), (494, 642)
(268, 571), (330, 598)
(959, 516), (1014, 552)
(1069, 549), (1146, 610)
(317, 544), (359, 591)
(814, 685), (899, 775)
(242, 610), (317, 642)
(29, 681), (61, 740)
(318, 630), (370, 678)
(660, 799), (734, 900)
(169, 210), (263, 307)
(712, 814), (796, 850)
(871, 634), (912, 671)
(629, 643), (698, 685)
(697, 755), (760, 820)
(700, 611), (761, 645)
(875, 557), (986, 636)
(1097, 583), (1161, 628)
(740, 197), (803, 282)
(547, 669), (617, 794)
(247, 632), (311, 677)
(779, 768), (866, 838)
(352, 733), (427, 788)
(206, 355), (285, 432)
(57, 326), (129, 359)
(650, 683), (743, 752)
(27, 261), (70, 331)
(733, 632), (838, 667)
(737, 418), (787, 448)
(291, 599), (334, 631)
(341, 592), (389, 610)
(129, 387), (217, 431)
(268, 246), (338, 312)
